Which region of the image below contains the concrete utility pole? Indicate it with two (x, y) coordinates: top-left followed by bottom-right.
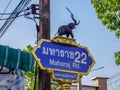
(39, 0), (51, 90)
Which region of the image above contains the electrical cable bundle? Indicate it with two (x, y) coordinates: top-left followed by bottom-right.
(0, 0), (32, 38)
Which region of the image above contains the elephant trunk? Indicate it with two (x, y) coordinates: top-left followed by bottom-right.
(77, 20), (80, 25)
(71, 15), (80, 25)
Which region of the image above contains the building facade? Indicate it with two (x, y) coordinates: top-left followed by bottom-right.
(71, 77), (108, 90)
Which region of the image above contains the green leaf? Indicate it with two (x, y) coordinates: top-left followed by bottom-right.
(91, 0), (120, 38)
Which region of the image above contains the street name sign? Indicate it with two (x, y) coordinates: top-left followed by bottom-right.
(32, 36), (95, 82)
(53, 70), (78, 81)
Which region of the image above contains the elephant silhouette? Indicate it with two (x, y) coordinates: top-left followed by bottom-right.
(56, 14), (80, 38)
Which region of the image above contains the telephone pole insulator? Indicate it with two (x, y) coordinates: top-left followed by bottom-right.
(31, 4), (39, 15)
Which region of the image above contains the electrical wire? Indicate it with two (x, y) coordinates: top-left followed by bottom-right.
(107, 71), (120, 90)
(24, 15), (37, 24)
(23, 4), (40, 90)
(0, 8), (31, 21)
(109, 78), (120, 85)
(24, 10), (40, 90)
(0, 9), (29, 15)
(0, 0), (32, 38)
(0, 0), (12, 19)
(107, 72), (120, 86)
(24, 6), (40, 25)
(108, 78), (120, 90)
(0, 1), (39, 89)
(0, 0), (31, 32)
(108, 71), (120, 81)
(0, 14), (24, 21)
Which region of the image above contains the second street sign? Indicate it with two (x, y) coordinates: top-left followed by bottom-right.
(32, 37), (95, 76)
(53, 70), (78, 80)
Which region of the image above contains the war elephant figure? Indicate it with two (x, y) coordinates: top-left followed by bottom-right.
(57, 15), (80, 38)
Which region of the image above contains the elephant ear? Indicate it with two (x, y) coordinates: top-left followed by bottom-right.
(68, 23), (75, 29)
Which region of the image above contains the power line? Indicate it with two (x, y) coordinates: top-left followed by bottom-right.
(107, 71), (120, 90)
(0, 14), (25, 21)
(108, 77), (120, 90)
(0, 8), (31, 21)
(0, 10), (27, 15)
(108, 78), (120, 85)
(0, 7), (40, 21)
(0, 0), (32, 38)
(0, 0), (12, 19)
(108, 71), (120, 80)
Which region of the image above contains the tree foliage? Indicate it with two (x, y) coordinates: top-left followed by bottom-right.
(91, 0), (120, 38)
(114, 51), (120, 65)
(91, 0), (120, 65)
(22, 45), (61, 90)
(51, 81), (62, 90)
(22, 45), (38, 90)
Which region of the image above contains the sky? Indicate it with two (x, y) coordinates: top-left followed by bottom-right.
(0, 0), (120, 90)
